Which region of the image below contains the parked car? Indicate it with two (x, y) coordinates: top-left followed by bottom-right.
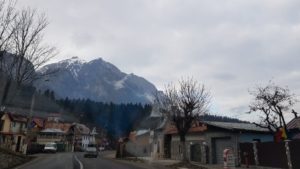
(44, 143), (57, 153)
(99, 146), (105, 151)
(84, 144), (98, 158)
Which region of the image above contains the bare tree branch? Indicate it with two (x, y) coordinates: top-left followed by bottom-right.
(249, 81), (298, 135)
(155, 77), (210, 161)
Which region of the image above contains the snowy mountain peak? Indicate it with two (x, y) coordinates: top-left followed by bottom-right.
(37, 57), (158, 104)
(60, 56), (86, 65)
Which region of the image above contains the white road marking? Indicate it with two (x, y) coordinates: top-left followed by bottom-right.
(74, 154), (84, 169)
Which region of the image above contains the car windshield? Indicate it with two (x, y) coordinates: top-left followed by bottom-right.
(0, 1), (300, 169)
(45, 144), (55, 147)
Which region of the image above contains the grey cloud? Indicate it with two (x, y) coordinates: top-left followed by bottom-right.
(15, 0), (300, 121)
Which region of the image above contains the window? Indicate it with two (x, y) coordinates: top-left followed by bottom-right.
(0, 120), (4, 131)
(11, 122), (16, 128)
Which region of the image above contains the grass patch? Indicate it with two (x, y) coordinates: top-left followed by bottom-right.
(118, 157), (145, 163)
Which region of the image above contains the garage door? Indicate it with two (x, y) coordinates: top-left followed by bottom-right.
(214, 138), (234, 164)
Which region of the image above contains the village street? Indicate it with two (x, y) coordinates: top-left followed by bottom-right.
(14, 151), (169, 169)
(14, 153), (73, 169)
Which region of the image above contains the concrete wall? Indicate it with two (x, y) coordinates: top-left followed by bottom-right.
(125, 133), (151, 157)
(151, 130), (165, 159)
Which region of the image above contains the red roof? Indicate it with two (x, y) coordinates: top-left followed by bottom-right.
(7, 113), (27, 123)
(33, 118), (45, 128)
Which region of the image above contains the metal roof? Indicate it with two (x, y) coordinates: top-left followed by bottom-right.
(136, 129), (150, 136)
(287, 117), (300, 130)
(204, 121), (270, 132)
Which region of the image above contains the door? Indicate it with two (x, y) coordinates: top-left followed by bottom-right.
(16, 136), (21, 152)
(213, 137), (234, 164)
(190, 144), (201, 162)
(164, 134), (171, 158)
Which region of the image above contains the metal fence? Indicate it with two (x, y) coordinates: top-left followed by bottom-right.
(257, 142), (288, 168)
(289, 140), (300, 169)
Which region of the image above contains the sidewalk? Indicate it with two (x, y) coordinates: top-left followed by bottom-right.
(191, 163), (257, 169)
(101, 151), (259, 169)
(102, 151), (177, 169)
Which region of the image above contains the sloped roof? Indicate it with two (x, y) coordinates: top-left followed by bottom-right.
(204, 121), (269, 132)
(7, 113), (27, 123)
(33, 118), (45, 128)
(73, 123), (90, 135)
(90, 127), (98, 135)
(287, 117), (300, 130)
(136, 129), (150, 136)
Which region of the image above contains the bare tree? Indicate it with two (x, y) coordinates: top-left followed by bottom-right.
(156, 78), (210, 162)
(0, 0), (17, 69)
(0, 2), (57, 106)
(249, 82), (297, 135)
(10, 8), (56, 85)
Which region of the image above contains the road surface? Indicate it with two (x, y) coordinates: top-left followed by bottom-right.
(15, 152), (167, 169)
(15, 153), (73, 169)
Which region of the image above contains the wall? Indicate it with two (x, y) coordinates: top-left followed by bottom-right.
(10, 122), (25, 133)
(1, 114), (11, 132)
(170, 133), (205, 160)
(125, 133), (151, 157)
(151, 130), (165, 159)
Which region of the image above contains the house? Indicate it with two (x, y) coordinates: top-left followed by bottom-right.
(36, 114), (71, 144)
(287, 116), (300, 139)
(125, 116), (166, 159)
(0, 112), (28, 153)
(44, 113), (72, 133)
(68, 123), (97, 151)
(37, 128), (66, 144)
(125, 129), (151, 157)
(27, 117), (46, 142)
(166, 121), (273, 165)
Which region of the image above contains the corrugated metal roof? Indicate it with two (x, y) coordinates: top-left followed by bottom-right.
(287, 117), (300, 129)
(204, 121), (269, 132)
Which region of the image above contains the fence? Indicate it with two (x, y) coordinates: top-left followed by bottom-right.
(240, 140), (300, 169)
(289, 140), (300, 169)
(239, 142), (255, 165)
(256, 142), (288, 168)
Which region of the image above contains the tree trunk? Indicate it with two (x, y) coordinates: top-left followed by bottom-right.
(179, 133), (188, 162)
(0, 78), (11, 107)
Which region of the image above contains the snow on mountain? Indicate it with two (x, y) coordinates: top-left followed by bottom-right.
(36, 57), (158, 104)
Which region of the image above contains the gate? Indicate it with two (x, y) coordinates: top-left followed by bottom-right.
(239, 143), (255, 165)
(190, 144), (201, 162)
(257, 142), (288, 168)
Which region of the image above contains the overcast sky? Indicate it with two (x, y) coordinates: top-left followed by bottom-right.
(16, 0), (300, 121)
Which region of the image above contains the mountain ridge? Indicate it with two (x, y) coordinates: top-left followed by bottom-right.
(36, 57), (158, 104)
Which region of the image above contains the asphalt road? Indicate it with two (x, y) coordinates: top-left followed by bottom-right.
(15, 153), (73, 169)
(77, 152), (147, 169)
(15, 152), (167, 169)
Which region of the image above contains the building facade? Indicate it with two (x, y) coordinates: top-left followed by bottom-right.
(0, 113), (27, 153)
